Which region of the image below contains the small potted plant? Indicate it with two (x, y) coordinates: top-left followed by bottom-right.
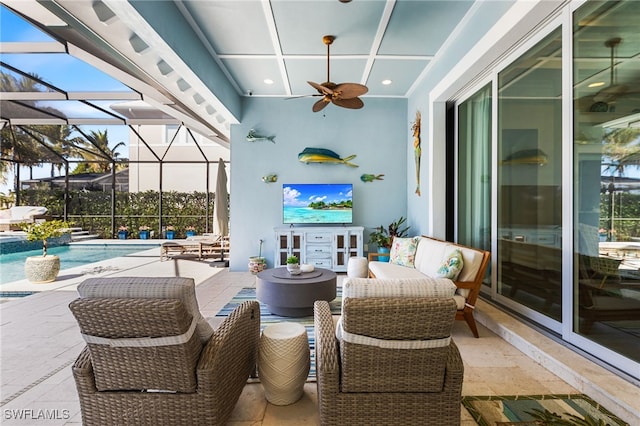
(21, 220), (71, 283)
(368, 216), (410, 262)
(186, 225), (197, 237)
(117, 225), (128, 239)
(138, 225), (150, 239)
(165, 225), (175, 240)
(286, 255), (301, 275)
(249, 239), (267, 275)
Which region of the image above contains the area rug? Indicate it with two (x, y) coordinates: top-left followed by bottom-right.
(462, 394), (628, 426)
(215, 287), (342, 380)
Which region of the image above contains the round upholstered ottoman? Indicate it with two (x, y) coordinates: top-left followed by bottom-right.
(258, 322), (310, 405)
(347, 256), (368, 278)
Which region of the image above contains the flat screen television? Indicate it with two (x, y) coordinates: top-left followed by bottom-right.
(283, 183), (353, 224)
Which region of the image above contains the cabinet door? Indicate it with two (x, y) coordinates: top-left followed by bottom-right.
(276, 232), (303, 267)
(333, 233), (349, 269)
(348, 232), (361, 257)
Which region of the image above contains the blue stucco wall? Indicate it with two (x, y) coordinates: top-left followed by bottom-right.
(229, 97), (407, 271)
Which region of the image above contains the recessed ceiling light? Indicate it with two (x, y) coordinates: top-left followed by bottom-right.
(264, 79), (274, 85)
(588, 81), (605, 88)
(382, 79), (392, 85)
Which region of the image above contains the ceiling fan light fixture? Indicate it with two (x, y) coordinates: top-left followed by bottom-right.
(303, 35), (368, 112)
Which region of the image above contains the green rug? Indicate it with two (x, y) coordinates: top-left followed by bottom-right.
(462, 394), (629, 425)
(215, 287), (342, 380)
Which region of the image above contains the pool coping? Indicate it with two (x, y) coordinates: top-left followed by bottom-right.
(0, 240), (168, 293)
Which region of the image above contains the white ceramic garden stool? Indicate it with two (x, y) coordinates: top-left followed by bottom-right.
(347, 256), (369, 278)
(258, 322), (310, 405)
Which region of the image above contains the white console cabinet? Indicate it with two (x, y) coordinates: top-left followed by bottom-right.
(274, 226), (364, 272)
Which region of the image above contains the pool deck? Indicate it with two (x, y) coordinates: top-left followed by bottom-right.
(1, 242), (638, 425)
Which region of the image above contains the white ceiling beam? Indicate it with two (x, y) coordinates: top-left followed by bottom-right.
(0, 41), (66, 53)
(361, 0), (396, 86)
(262, 0), (291, 96)
(174, 0), (243, 97)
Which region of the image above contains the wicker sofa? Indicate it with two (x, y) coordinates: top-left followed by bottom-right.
(314, 277), (464, 425)
(368, 235), (490, 337)
(69, 277), (260, 426)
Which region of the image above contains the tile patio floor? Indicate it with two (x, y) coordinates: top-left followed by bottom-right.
(1, 243), (638, 425)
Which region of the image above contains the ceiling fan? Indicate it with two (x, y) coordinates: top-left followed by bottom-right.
(590, 37), (628, 111)
(305, 35), (368, 112)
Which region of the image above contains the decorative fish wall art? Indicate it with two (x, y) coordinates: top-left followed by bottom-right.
(501, 149), (548, 166)
(360, 174), (384, 182)
(261, 174), (278, 183)
(298, 147), (358, 167)
(246, 129), (276, 143)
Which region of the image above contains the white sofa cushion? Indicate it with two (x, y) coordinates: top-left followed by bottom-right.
(414, 237), (449, 277)
(368, 261), (426, 279)
(370, 236), (487, 307)
(343, 277), (457, 300)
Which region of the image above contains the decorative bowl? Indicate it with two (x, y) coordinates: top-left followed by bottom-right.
(300, 264), (314, 273)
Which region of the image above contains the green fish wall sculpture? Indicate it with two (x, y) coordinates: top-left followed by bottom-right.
(298, 147), (358, 167)
(360, 174), (384, 182)
(246, 129), (275, 143)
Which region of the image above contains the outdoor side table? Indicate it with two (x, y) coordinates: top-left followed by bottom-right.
(258, 322), (310, 405)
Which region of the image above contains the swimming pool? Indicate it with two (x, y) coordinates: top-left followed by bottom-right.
(0, 244), (158, 285)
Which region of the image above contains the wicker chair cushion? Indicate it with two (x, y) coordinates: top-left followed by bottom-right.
(77, 277), (214, 343)
(339, 297), (457, 393)
(69, 298), (203, 392)
(342, 277), (456, 301)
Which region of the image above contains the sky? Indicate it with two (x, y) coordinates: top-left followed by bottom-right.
(1, 5), (134, 194)
(283, 184), (353, 207)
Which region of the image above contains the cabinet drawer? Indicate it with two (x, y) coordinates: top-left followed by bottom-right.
(306, 245), (332, 256)
(306, 233), (332, 243)
(309, 259), (332, 268)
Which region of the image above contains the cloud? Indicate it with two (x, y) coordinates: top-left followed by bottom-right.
(309, 195), (327, 203)
(283, 186), (305, 206)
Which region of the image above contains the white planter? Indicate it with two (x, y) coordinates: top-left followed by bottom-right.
(25, 255), (60, 283)
(286, 263), (301, 275)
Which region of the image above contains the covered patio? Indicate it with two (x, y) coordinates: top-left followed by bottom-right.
(1, 245), (637, 424)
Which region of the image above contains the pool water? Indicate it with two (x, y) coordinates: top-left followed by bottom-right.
(0, 244), (157, 285)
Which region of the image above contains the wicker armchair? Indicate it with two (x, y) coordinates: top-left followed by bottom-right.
(314, 278), (464, 426)
(69, 277), (260, 426)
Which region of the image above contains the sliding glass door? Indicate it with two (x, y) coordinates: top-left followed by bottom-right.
(573, 0), (640, 363)
(496, 28), (563, 322)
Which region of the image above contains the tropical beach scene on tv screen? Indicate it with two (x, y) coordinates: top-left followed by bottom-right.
(283, 184), (353, 224)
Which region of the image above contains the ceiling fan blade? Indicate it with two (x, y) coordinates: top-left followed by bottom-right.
(285, 94), (322, 100)
(312, 98), (330, 112)
(308, 81), (333, 95)
(333, 83), (368, 99)
(332, 97), (364, 109)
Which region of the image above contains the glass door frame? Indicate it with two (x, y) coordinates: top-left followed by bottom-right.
(451, 0), (639, 377)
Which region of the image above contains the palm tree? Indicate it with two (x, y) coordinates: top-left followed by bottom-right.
(602, 128), (640, 175)
(79, 129), (126, 173)
(0, 72), (52, 183)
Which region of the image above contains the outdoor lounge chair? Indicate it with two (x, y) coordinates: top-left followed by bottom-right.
(69, 277), (259, 425)
(0, 205), (48, 231)
(314, 278), (464, 426)
(160, 235), (229, 262)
